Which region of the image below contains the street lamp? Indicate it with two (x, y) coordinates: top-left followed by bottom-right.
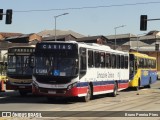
(114, 25), (126, 49)
(54, 13), (69, 41)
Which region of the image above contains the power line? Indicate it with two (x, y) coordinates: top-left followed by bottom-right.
(14, 1), (160, 13)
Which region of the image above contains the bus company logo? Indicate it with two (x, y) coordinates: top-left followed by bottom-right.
(143, 71), (148, 76)
(2, 112), (12, 117)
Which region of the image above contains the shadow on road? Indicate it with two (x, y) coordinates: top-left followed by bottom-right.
(0, 90), (122, 104)
(0, 91), (47, 104)
(0, 91), (88, 104)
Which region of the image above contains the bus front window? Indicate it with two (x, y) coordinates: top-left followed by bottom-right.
(7, 56), (16, 73)
(7, 55), (33, 75)
(35, 52), (78, 77)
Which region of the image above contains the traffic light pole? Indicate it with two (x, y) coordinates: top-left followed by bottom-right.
(140, 15), (160, 31)
(147, 18), (160, 21)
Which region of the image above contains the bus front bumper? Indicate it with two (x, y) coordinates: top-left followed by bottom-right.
(6, 81), (32, 91)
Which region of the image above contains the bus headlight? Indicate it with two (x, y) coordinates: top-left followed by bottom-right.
(67, 82), (77, 90)
(32, 81), (39, 88)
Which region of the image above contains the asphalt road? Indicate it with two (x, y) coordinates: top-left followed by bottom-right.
(0, 81), (160, 120)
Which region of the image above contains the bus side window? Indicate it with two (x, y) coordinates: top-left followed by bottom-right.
(148, 59), (151, 68)
(117, 55), (120, 69)
(100, 52), (105, 68)
(80, 48), (87, 72)
(152, 60), (156, 69)
(120, 55), (124, 69)
(139, 58), (144, 68)
(88, 50), (94, 68)
(125, 56), (128, 69)
(106, 53), (111, 68)
(111, 54), (116, 68)
(94, 51), (100, 68)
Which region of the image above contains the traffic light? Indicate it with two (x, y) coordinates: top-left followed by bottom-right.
(5, 9), (12, 24)
(140, 15), (147, 31)
(155, 44), (159, 51)
(0, 9), (3, 20)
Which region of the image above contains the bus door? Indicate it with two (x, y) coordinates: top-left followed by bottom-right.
(129, 54), (137, 80)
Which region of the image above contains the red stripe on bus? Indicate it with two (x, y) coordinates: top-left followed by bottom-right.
(93, 84), (114, 92)
(118, 83), (129, 89)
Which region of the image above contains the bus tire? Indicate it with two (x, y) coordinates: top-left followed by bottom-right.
(82, 84), (92, 102)
(136, 79), (140, 91)
(112, 82), (118, 97)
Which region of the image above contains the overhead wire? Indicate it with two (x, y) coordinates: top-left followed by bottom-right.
(14, 1), (160, 13)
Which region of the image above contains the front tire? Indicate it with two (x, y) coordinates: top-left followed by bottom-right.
(82, 85), (92, 102)
(112, 82), (118, 97)
(136, 79), (141, 91)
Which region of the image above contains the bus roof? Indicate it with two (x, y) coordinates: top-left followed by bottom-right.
(8, 45), (36, 49)
(38, 41), (128, 55)
(130, 52), (156, 60)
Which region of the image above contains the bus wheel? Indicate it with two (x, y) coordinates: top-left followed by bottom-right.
(112, 82), (118, 97)
(136, 79), (140, 91)
(19, 90), (28, 96)
(82, 85), (92, 102)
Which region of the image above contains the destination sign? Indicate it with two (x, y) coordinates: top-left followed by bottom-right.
(9, 48), (35, 53)
(39, 44), (73, 50)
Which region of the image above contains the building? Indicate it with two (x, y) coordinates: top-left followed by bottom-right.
(42, 34), (77, 41)
(106, 33), (137, 51)
(0, 32), (22, 41)
(0, 33), (42, 58)
(38, 29), (85, 38)
(5, 33), (42, 43)
(76, 35), (108, 45)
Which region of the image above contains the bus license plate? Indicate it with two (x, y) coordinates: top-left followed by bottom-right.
(19, 86), (25, 88)
(48, 90), (56, 94)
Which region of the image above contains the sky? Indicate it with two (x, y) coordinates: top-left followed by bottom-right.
(1, 0), (160, 36)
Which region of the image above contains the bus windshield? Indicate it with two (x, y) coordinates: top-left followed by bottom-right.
(7, 55), (34, 75)
(34, 51), (78, 77)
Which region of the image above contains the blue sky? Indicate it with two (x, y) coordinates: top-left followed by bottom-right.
(1, 0), (160, 36)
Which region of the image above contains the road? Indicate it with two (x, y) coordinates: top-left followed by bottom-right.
(0, 81), (160, 120)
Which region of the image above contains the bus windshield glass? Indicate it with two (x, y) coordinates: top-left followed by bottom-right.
(34, 50), (78, 77)
(7, 55), (34, 75)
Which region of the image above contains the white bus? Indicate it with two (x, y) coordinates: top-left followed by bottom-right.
(32, 41), (129, 102)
